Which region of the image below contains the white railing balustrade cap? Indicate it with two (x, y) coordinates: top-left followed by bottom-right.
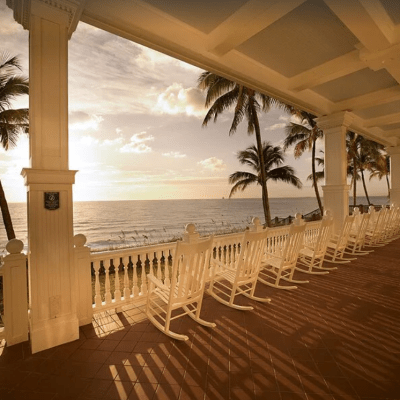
(6, 239), (24, 254)
(74, 234), (87, 247)
(183, 223), (200, 243)
(293, 213), (305, 226)
(323, 209), (333, 220)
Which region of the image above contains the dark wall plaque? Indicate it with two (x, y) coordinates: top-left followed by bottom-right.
(44, 192), (60, 210)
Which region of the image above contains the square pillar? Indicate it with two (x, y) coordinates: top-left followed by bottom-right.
(386, 146), (400, 206)
(8, 0), (85, 353)
(317, 112), (353, 232)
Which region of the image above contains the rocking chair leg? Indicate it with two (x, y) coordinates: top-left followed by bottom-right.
(242, 284), (271, 303)
(258, 275), (297, 290)
(207, 285), (254, 310)
(146, 308), (189, 341)
(183, 305), (216, 328)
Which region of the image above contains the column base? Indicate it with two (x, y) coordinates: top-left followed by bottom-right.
(29, 314), (79, 354)
(322, 184), (350, 232)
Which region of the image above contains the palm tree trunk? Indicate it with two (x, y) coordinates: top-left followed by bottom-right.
(252, 107), (271, 227)
(353, 157), (357, 207)
(0, 179), (16, 240)
(311, 139), (323, 215)
(361, 170), (371, 205)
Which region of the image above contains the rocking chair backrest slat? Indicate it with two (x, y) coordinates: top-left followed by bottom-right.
(355, 212), (371, 244)
(169, 237), (213, 304)
(314, 218), (333, 255)
(280, 224), (306, 266)
(336, 215), (354, 250)
(236, 230), (268, 282)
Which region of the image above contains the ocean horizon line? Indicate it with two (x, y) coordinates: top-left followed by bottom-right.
(8, 194), (389, 205)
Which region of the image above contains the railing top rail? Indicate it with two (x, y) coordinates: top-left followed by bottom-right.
(90, 240), (178, 261)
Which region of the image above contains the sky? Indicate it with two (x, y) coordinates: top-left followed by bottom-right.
(0, 1), (388, 203)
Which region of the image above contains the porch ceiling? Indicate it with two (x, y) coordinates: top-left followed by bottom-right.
(76, 0), (400, 146)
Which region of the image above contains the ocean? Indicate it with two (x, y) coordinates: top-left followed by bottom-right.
(0, 196), (389, 252)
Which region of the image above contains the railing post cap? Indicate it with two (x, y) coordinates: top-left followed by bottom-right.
(368, 205), (375, 213)
(323, 209), (333, 219)
(252, 217), (260, 226)
(6, 238), (24, 254)
(293, 213), (304, 225)
(183, 223), (200, 243)
(352, 207), (360, 215)
(74, 234), (87, 247)
(185, 223), (197, 234)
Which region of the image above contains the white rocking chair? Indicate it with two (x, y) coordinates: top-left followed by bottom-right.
(296, 215), (334, 275)
(208, 229), (271, 311)
(324, 215), (356, 264)
(347, 209), (372, 255)
(258, 223), (307, 290)
(146, 235), (216, 341)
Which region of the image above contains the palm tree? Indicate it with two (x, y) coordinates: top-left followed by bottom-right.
(198, 72), (293, 226)
(229, 142), (302, 226)
(0, 53), (29, 240)
(347, 132), (383, 206)
(283, 111), (324, 214)
(369, 153), (390, 198)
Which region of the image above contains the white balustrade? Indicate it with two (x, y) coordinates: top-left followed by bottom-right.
(85, 218), (326, 314)
(0, 239), (28, 346)
(90, 241), (176, 312)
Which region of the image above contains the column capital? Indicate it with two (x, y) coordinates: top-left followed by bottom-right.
(6, 0), (86, 38)
(316, 111), (355, 132)
(21, 168), (77, 185)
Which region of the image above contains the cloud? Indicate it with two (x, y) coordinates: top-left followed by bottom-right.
(198, 157), (227, 171)
(155, 83), (205, 117)
(69, 112), (103, 131)
(162, 151), (187, 158)
(120, 132), (154, 153)
(101, 137), (124, 146)
(266, 123), (286, 131)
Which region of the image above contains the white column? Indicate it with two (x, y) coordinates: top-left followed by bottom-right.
(387, 146), (400, 206)
(317, 112), (353, 232)
(8, 0), (84, 353)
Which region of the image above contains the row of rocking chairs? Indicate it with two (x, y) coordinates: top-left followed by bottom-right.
(146, 205), (400, 341)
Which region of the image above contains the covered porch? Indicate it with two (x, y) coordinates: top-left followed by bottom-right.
(3, 0), (400, 358)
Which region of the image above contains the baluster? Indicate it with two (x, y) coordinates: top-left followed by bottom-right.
(114, 258), (121, 302)
(93, 260), (102, 307)
(122, 256), (130, 300)
(165, 248), (173, 287)
(162, 250), (169, 287)
(155, 251), (162, 281)
(140, 252), (148, 295)
(132, 255), (140, 297)
(105, 259), (112, 304)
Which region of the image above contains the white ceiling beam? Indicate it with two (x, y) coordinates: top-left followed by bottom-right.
(323, 0), (391, 52)
(207, 0), (306, 56)
(384, 62), (400, 85)
(363, 111), (400, 128)
(332, 86), (400, 112)
(287, 50), (364, 92)
(357, 0), (395, 44)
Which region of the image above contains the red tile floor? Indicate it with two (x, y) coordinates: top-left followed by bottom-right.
(0, 238), (399, 400)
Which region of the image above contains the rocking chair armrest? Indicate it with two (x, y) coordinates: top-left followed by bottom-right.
(147, 274), (168, 290)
